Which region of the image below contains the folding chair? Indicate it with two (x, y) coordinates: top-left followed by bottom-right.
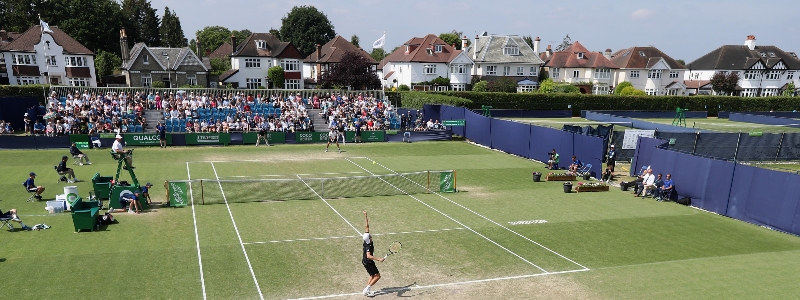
(72, 155), (82, 165)
(576, 163), (592, 178)
(91, 136), (102, 149)
(25, 187), (39, 202)
(54, 165), (69, 183)
(0, 210), (13, 231)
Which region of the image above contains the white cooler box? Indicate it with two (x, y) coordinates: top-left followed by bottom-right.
(46, 200), (67, 213)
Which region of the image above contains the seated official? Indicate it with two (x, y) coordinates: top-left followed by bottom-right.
(568, 156), (583, 174)
(23, 172), (44, 200)
(112, 134), (134, 169)
(70, 142), (92, 165)
(57, 156), (78, 183)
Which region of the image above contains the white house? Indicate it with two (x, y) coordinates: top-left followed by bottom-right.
(611, 46), (688, 95)
(0, 25), (96, 86)
(541, 41), (618, 94)
(381, 34), (474, 91)
(686, 35), (800, 96)
(468, 32), (544, 89)
(303, 35), (379, 88)
(219, 33), (305, 89)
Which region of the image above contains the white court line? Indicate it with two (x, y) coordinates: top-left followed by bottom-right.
(346, 158), (547, 273)
(243, 228), (465, 245)
(210, 162), (265, 300)
(288, 268), (590, 300)
(295, 174), (361, 234)
(367, 157), (590, 271)
(187, 162), (207, 300)
(188, 157), (341, 163)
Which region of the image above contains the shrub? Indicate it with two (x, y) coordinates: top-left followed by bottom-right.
(430, 76), (450, 86)
(489, 77), (518, 93)
(151, 81), (165, 88)
(620, 86), (646, 96)
(268, 66), (285, 88)
(614, 82), (633, 95)
(399, 91), (472, 109)
(397, 84), (410, 91)
(472, 80), (488, 92)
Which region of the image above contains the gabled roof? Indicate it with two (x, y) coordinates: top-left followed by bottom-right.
(123, 43), (207, 71)
(687, 44), (800, 70)
(383, 34), (468, 64)
(232, 32), (299, 58)
(469, 34), (544, 64)
(544, 41), (617, 69)
(209, 42), (232, 60)
(684, 80), (712, 89)
(122, 43), (166, 70)
(303, 35), (378, 65)
(0, 25), (93, 55)
(219, 69), (239, 82)
(611, 46), (686, 69)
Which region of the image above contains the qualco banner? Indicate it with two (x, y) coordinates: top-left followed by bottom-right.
(296, 131), (385, 143)
(185, 133), (231, 145)
(124, 133), (172, 146)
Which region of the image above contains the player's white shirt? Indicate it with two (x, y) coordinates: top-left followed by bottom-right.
(112, 140), (124, 152)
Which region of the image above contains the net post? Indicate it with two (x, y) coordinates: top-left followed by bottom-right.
(200, 179), (204, 205)
(164, 181), (168, 204)
(427, 171), (430, 191)
(454, 170), (457, 192)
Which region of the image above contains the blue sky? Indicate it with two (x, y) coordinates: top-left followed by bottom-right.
(149, 0), (799, 63)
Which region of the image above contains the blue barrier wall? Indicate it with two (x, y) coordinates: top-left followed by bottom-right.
(489, 110), (571, 118)
(440, 105), (466, 136)
(728, 113), (800, 128)
(0, 96), (40, 131)
(585, 111), (712, 133)
(582, 111), (708, 119)
(465, 109), (492, 147)
(633, 136), (800, 236)
(490, 119), (530, 157)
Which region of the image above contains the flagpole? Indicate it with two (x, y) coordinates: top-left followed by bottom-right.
(38, 14), (51, 101)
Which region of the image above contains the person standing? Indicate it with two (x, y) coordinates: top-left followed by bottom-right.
(354, 121), (363, 143)
(70, 142), (91, 165)
(325, 125), (341, 153)
(256, 126), (270, 147)
(157, 122), (167, 148)
(112, 135), (134, 169)
(24, 113), (32, 136)
(361, 211), (384, 297)
(606, 145), (617, 173)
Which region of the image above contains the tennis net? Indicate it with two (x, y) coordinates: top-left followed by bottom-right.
(172, 170), (454, 205)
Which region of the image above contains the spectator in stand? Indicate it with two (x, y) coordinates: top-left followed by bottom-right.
(657, 174), (674, 201)
(34, 121), (45, 135)
(426, 119), (434, 130)
(635, 169), (655, 197)
(70, 142), (91, 165)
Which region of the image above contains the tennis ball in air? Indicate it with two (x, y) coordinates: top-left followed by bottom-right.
(373, 161), (376, 164)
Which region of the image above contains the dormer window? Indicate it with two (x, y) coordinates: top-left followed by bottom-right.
(426, 48), (433, 55)
(435, 45), (443, 52)
(759, 52), (767, 57)
(639, 51), (646, 57)
(768, 52), (776, 58)
(576, 52), (584, 59)
(256, 40), (267, 49)
(405, 45), (410, 53)
(504, 45), (519, 56)
(143, 55), (149, 64)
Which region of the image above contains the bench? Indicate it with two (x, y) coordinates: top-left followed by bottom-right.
(70, 197), (100, 232)
(92, 172), (113, 200)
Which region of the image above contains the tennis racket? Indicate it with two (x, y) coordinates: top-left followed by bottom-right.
(383, 241), (402, 259)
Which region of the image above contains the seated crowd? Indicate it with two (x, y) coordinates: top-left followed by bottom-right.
(40, 90), (148, 136)
(0, 119), (13, 134)
(319, 92), (396, 132)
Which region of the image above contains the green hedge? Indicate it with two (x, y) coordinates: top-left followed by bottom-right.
(427, 92), (800, 116)
(395, 91), (472, 109)
(0, 85), (48, 103)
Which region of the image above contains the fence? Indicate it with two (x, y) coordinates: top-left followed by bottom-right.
(632, 136), (800, 237)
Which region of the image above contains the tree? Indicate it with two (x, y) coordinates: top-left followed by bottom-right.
(121, 0), (160, 46)
(439, 33), (461, 50)
(523, 36), (534, 50)
(268, 28), (281, 40)
(620, 86), (646, 96)
(279, 5), (336, 56)
(397, 84), (410, 91)
(209, 57), (231, 76)
(195, 26), (250, 54)
(472, 80), (488, 92)
(784, 82), (797, 97)
(95, 50), (122, 78)
(431, 76), (450, 86)
(370, 48), (386, 62)
(41, 0), (124, 53)
(710, 71), (740, 96)
(0, 0), (49, 33)
(538, 78), (556, 93)
(268, 66), (285, 89)
(319, 51), (380, 90)
(555, 84), (580, 94)
(488, 77), (518, 93)
(614, 82), (633, 94)
(676, 59), (686, 66)
(555, 34), (573, 52)
(159, 6), (186, 47)
(350, 34), (360, 48)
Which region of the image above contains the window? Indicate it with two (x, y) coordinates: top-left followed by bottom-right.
(762, 88), (779, 97)
(284, 79), (301, 90)
(450, 64), (466, 74)
(577, 52), (584, 59)
(65, 56), (87, 67)
(669, 71), (679, 79)
(648, 70), (662, 79)
(741, 88), (759, 97)
(503, 45), (519, 56)
(486, 65), (497, 75)
(256, 40), (267, 49)
(667, 89), (680, 95)
(594, 68), (610, 79)
(245, 58), (261, 68)
(281, 59), (299, 71)
(788, 71), (796, 80)
(572, 70), (580, 78)
(423, 64), (437, 74)
(552, 67), (560, 78)
(516, 66), (524, 76)
(143, 55), (149, 64)
(517, 84), (537, 93)
(645, 88), (658, 95)
(759, 52), (767, 58)
(765, 70), (782, 80)
(529, 67), (538, 76)
(186, 74), (197, 86)
(744, 70), (761, 80)
(592, 85), (610, 95)
(16, 76), (41, 85)
(630, 70), (640, 78)
(46, 56), (57, 66)
(768, 52), (777, 58)
(451, 84), (466, 91)
(503, 66), (511, 76)
(68, 78), (89, 87)
(12, 54), (36, 65)
(435, 45), (443, 52)
(246, 78), (262, 89)
(141, 74), (152, 87)
(639, 51), (646, 57)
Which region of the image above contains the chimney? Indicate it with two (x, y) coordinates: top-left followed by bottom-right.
(604, 48), (612, 60)
(119, 28), (129, 61)
(316, 44), (322, 61)
(230, 34), (237, 56)
(195, 37), (202, 58)
(473, 35), (479, 59)
(0, 29), (7, 42)
(533, 36), (540, 54)
(745, 35), (756, 51)
(315, 44), (322, 81)
(546, 45), (552, 58)
(461, 35), (468, 50)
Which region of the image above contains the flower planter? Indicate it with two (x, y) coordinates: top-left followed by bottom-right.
(546, 175), (576, 181)
(576, 185), (610, 193)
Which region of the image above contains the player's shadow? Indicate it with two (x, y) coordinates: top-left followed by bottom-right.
(375, 282), (420, 298)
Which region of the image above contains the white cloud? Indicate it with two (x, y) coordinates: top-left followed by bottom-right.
(631, 8), (655, 19)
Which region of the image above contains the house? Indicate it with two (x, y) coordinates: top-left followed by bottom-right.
(220, 33), (305, 89)
(0, 25), (96, 86)
(542, 41), (618, 94)
(686, 35), (800, 96)
(303, 35), (379, 88)
(611, 46), (688, 95)
(381, 34), (474, 91)
(119, 29), (209, 88)
(468, 32), (544, 91)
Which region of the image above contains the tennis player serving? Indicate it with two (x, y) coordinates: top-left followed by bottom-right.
(361, 211), (384, 297)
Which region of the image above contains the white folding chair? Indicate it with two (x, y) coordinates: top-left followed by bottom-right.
(576, 163), (593, 178)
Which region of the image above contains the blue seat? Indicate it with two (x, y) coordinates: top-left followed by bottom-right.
(179, 126), (186, 132)
(166, 125), (173, 133)
(135, 125), (143, 132)
(275, 108), (281, 115)
(165, 119), (172, 126)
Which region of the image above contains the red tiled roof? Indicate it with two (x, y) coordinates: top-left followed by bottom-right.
(303, 35), (378, 64)
(383, 71), (395, 80)
(684, 80), (711, 89)
(232, 32), (302, 59)
(382, 34), (464, 64)
(1, 25), (93, 54)
(209, 42), (232, 60)
(544, 41), (616, 69)
(219, 69), (239, 82)
(611, 46), (686, 69)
